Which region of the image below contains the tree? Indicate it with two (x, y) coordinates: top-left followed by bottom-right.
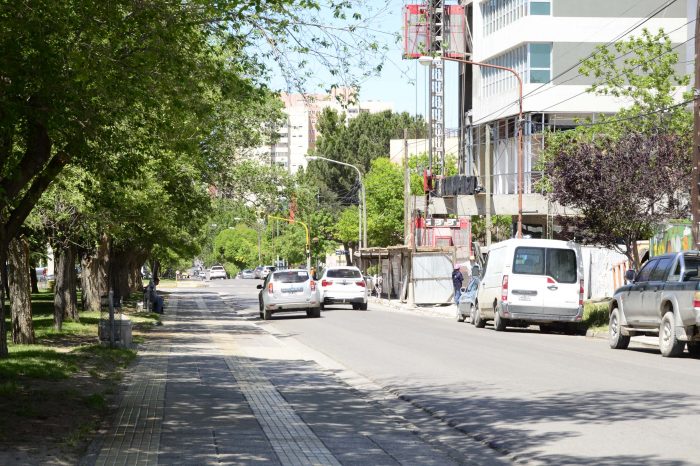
(213, 226), (261, 271)
(540, 28), (692, 266)
(310, 109), (428, 204)
(365, 158), (405, 247)
(547, 132), (689, 268)
(334, 206), (360, 265)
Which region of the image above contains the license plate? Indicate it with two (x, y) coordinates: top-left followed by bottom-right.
(518, 295), (531, 301)
(282, 287), (303, 294)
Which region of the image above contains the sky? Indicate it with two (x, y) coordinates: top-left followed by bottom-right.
(356, 0), (461, 128)
(263, 0), (461, 128)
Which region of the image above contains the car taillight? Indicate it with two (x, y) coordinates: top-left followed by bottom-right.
(501, 275), (508, 302)
(547, 277), (556, 284)
(579, 279), (584, 306)
(693, 291), (700, 309)
(310, 280), (316, 291)
(356, 281), (366, 287)
(268, 283), (273, 294)
(322, 279), (332, 287)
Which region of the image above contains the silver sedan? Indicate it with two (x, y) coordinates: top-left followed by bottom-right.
(258, 269), (321, 320)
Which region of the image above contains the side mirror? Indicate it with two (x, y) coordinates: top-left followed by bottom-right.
(472, 265), (481, 278)
(624, 269), (636, 282)
(256, 284), (263, 290)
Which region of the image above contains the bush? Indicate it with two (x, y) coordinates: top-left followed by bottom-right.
(583, 300), (610, 330)
(223, 263), (239, 278)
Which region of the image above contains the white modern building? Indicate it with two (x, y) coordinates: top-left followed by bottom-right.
(257, 88), (394, 173)
(432, 0), (695, 238)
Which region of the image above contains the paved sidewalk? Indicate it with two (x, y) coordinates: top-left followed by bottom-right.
(84, 290), (495, 465)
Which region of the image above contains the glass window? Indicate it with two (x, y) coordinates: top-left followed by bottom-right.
(273, 271), (309, 283)
(635, 260), (657, 283)
(546, 249), (577, 284)
(530, 43), (551, 68)
(530, 1), (551, 15)
(513, 247), (545, 275)
(529, 43), (551, 84)
(682, 255), (700, 281)
(668, 258), (681, 282)
(649, 257), (673, 282)
(327, 268), (362, 279)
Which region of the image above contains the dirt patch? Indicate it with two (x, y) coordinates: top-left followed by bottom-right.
(0, 340), (139, 464)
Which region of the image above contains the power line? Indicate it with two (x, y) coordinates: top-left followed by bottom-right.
(538, 35), (693, 113)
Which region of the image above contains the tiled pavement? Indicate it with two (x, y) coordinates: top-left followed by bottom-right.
(84, 290), (482, 465)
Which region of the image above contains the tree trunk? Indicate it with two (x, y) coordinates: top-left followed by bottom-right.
(343, 242), (353, 266)
(80, 235), (108, 312)
(30, 263), (39, 294)
(54, 245), (79, 330)
(8, 237), (35, 344)
(0, 245), (9, 357)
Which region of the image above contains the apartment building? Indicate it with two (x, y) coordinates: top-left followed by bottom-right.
(452, 0), (694, 237)
(258, 89), (393, 173)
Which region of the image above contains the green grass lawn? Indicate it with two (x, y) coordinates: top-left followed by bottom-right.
(583, 300), (610, 333)
(0, 290), (157, 461)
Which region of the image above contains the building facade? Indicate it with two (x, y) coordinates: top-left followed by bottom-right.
(257, 89), (393, 173)
(454, 0), (694, 237)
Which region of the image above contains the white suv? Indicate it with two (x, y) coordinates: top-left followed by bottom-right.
(209, 265), (227, 280)
(319, 266), (368, 310)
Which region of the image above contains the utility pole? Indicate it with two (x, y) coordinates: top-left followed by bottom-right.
(485, 125), (492, 247)
(693, 1), (700, 247)
(403, 129), (410, 246)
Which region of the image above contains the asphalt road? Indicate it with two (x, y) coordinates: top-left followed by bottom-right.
(210, 278), (700, 465)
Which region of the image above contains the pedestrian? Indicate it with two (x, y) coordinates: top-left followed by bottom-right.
(452, 263), (463, 305)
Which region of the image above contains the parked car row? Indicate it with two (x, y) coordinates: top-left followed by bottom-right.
(257, 266), (368, 320)
(457, 239), (700, 359)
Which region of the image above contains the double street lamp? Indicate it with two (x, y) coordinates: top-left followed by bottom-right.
(418, 55), (524, 239)
(306, 155), (367, 250)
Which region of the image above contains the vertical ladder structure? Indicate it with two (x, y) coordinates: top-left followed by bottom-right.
(428, 0), (445, 178)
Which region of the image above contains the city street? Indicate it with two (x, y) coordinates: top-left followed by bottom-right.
(211, 278), (700, 465)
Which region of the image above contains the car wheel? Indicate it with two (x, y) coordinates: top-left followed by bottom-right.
(312, 307), (321, 318)
(469, 303), (476, 325)
(687, 341), (700, 358)
(352, 304), (359, 310)
(609, 308), (630, 349)
(320, 302), (325, 310)
(306, 310), (313, 317)
(359, 302), (367, 311)
(659, 311), (684, 357)
(456, 308), (465, 322)
(473, 304), (486, 328)
(263, 309), (272, 321)
(494, 309), (507, 332)
(539, 324), (553, 334)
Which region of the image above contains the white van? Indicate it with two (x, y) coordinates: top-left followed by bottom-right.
(473, 239), (584, 333)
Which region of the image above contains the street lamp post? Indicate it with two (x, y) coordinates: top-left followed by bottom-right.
(418, 55), (524, 239)
(306, 155), (367, 250)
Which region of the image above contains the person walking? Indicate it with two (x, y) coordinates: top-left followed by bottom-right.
(452, 264), (463, 305)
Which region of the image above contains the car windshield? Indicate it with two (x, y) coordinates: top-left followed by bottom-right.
(273, 271), (309, 283)
(327, 269), (362, 279)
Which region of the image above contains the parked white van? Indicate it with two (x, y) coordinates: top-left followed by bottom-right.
(473, 239), (584, 333)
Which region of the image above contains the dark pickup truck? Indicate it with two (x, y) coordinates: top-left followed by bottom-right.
(609, 251), (700, 357)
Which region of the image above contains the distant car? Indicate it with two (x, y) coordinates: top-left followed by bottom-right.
(241, 269), (255, 279)
(257, 269), (321, 320)
(254, 266), (264, 279)
(319, 266), (368, 310)
(261, 265), (276, 279)
(457, 276), (481, 323)
(209, 265), (227, 280)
